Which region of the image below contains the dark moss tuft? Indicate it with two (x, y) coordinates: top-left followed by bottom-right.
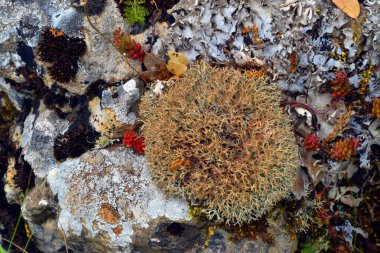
(6, 67), (47, 97)
(37, 28), (86, 83)
(53, 115), (100, 161)
(13, 149), (35, 191)
(85, 79), (117, 100)
(6, 67), (86, 116)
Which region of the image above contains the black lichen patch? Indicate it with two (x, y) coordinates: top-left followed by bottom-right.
(166, 222), (185, 236)
(53, 114), (100, 161)
(6, 67), (86, 117)
(37, 28), (86, 83)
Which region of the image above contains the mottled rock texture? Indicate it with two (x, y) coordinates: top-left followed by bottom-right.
(1, 0), (379, 252)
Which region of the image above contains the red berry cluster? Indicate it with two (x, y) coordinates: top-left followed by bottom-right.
(330, 137), (360, 161)
(113, 27), (145, 62)
(303, 134), (320, 151)
(123, 130), (146, 154)
(330, 71), (350, 98)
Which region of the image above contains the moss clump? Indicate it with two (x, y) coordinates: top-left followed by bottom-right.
(37, 28), (86, 83)
(140, 62), (299, 224)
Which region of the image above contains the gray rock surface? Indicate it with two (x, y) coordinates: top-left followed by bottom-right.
(46, 147), (190, 252)
(2, 0), (378, 252)
(101, 78), (140, 125)
(23, 108), (70, 178)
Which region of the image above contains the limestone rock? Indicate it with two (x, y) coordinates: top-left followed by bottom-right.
(100, 78), (140, 125)
(23, 108), (70, 178)
(45, 147), (190, 252)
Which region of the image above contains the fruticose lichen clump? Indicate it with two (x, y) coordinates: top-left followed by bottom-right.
(140, 63), (299, 224)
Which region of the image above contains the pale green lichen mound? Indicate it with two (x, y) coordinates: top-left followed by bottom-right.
(140, 62), (299, 224)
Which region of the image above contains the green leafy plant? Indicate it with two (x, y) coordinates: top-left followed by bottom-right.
(123, 0), (149, 26)
(300, 235), (329, 253)
(0, 244), (6, 253)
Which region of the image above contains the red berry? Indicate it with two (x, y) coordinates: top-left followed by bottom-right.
(133, 137), (146, 154)
(129, 50), (134, 57)
(138, 49), (145, 56)
(132, 53), (139, 60)
(139, 56), (144, 62)
(134, 43), (141, 51)
(123, 131), (137, 147)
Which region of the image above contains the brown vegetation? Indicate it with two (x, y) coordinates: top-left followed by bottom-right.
(140, 62), (299, 224)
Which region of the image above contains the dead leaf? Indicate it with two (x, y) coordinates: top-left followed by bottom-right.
(291, 168), (311, 200)
(300, 150), (326, 185)
(332, 0), (360, 19)
(143, 53), (166, 71)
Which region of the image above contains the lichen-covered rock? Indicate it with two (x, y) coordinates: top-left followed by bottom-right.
(100, 78), (140, 125)
(45, 147), (190, 252)
(74, 0), (143, 88)
(0, 0), (71, 77)
(161, 0), (380, 98)
(23, 109), (70, 178)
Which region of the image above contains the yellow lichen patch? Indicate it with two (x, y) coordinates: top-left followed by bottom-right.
(372, 98), (380, 119)
(88, 97), (124, 138)
(25, 222), (32, 238)
(241, 25), (264, 49)
(198, 225), (216, 251)
(330, 51), (347, 63)
(358, 59), (373, 95)
(166, 51), (189, 76)
(98, 203), (121, 224)
(332, 0), (360, 19)
(5, 157), (17, 188)
(188, 206), (203, 219)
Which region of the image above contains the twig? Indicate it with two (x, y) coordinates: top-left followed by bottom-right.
(1, 238), (29, 253)
(84, 1), (147, 84)
(149, 1), (159, 52)
(58, 222), (69, 253)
